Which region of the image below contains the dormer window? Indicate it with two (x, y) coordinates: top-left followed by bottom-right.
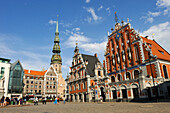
(158, 50), (164, 55)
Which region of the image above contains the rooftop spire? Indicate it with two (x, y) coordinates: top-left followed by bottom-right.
(115, 12), (118, 23)
(56, 15), (59, 33)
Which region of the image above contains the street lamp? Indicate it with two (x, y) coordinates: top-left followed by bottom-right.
(22, 83), (25, 105)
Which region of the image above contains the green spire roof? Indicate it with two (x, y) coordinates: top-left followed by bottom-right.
(51, 15), (62, 65)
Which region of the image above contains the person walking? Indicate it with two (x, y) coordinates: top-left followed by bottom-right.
(44, 97), (47, 104)
(63, 96), (65, 104)
(1, 96), (5, 107)
(54, 97), (57, 104)
(34, 97), (38, 105)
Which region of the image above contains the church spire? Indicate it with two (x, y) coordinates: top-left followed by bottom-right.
(56, 15), (59, 33)
(51, 15), (62, 65)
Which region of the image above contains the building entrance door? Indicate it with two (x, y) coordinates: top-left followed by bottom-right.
(132, 88), (139, 99)
(167, 86), (170, 97)
(147, 87), (152, 100)
(100, 87), (106, 102)
(84, 94), (86, 102)
(122, 89), (127, 98)
(112, 90), (117, 99)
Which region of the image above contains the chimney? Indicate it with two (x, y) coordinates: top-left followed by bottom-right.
(94, 53), (98, 57)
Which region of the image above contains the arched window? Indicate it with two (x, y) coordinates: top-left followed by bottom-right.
(117, 74), (122, 81)
(111, 76), (115, 82)
(134, 70), (139, 79)
(163, 65), (168, 79)
(91, 82), (94, 86)
(126, 72), (131, 80)
(134, 45), (140, 62)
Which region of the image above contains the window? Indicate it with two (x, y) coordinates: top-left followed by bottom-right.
(111, 76), (115, 82)
(39, 90), (41, 93)
(47, 86), (49, 88)
(27, 76), (30, 79)
(26, 90), (28, 93)
(98, 71), (101, 76)
(39, 86), (41, 88)
(47, 82), (48, 84)
(26, 85), (29, 88)
(30, 90), (33, 93)
(35, 90), (37, 93)
(134, 70), (139, 79)
(83, 82), (86, 89)
(50, 86), (52, 88)
(31, 77), (34, 79)
(31, 81), (33, 84)
(26, 80), (29, 83)
(1, 67), (5, 74)
(39, 82), (41, 84)
(108, 57), (112, 71)
(54, 82), (56, 85)
(31, 85), (33, 88)
(163, 65), (168, 79)
(134, 45), (140, 62)
(53, 78), (55, 80)
(53, 86), (55, 89)
(158, 50), (164, 55)
(126, 72), (131, 80)
(36, 77), (38, 79)
(79, 84), (81, 90)
(35, 85), (37, 88)
(74, 85), (76, 90)
(35, 81), (38, 84)
(117, 74), (122, 81)
(39, 77), (42, 80)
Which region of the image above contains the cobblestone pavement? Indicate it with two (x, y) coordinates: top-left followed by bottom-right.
(1, 102), (170, 113)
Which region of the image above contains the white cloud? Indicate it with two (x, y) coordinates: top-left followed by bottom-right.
(147, 17), (154, 23)
(156, 0), (170, 7)
(98, 5), (103, 11)
(48, 20), (57, 25)
(156, 0), (170, 15)
(84, 7), (102, 23)
(142, 21), (170, 53)
(80, 41), (107, 55)
(64, 33), (90, 48)
(106, 7), (111, 16)
(85, 0), (90, 3)
(148, 11), (161, 17)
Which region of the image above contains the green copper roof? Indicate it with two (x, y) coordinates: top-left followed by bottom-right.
(51, 54), (62, 64)
(53, 44), (61, 53)
(54, 33), (59, 42)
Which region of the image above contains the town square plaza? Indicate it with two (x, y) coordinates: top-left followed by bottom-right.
(1, 102), (170, 113)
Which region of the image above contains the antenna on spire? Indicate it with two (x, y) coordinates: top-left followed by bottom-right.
(56, 15), (59, 33)
(115, 12), (118, 23)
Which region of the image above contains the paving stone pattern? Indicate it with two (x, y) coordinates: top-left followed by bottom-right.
(1, 102), (170, 113)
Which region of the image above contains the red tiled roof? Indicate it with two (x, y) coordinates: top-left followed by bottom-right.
(142, 37), (170, 61)
(24, 69), (47, 76)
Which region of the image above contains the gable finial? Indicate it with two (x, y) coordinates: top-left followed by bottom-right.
(115, 12), (118, 23)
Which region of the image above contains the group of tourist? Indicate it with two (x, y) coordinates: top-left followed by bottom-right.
(0, 96), (26, 107)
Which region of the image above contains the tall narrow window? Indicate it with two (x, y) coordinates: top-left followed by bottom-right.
(126, 72), (131, 80)
(111, 76), (115, 82)
(134, 45), (140, 62)
(117, 74), (122, 81)
(163, 65), (168, 79)
(108, 57), (112, 71)
(98, 71), (101, 76)
(134, 70), (139, 79)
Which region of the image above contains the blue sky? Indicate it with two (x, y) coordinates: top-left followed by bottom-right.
(0, 0), (170, 78)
